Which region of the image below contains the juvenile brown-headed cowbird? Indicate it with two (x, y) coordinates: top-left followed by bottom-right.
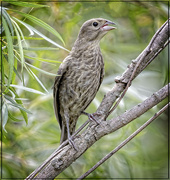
(53, 18), (116, 147)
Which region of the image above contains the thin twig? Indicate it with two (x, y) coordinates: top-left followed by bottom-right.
(78, 103), (169, 180)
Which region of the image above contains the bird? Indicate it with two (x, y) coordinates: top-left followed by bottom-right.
(53, 18), (116, 148)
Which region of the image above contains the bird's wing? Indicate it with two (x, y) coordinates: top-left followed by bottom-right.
(99, 63), (105, 88)
(83, 63), (104, 111)
(53, 59), (68, 130)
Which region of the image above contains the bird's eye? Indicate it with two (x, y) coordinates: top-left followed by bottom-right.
(93, 22), (98, 27)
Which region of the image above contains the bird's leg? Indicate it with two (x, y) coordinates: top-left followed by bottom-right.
(82, 111), (100, 125)
(65, 112), (77, 151)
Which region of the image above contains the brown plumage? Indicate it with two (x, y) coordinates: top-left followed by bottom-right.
(53, 18), (116, 145)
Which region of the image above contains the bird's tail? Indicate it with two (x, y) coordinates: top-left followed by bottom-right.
(60, 125), (68, 144)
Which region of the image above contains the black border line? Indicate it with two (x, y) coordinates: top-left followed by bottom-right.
(1, 1), (3, 180)
(1, 0), (169, 179)
(168, 1), (169, 179)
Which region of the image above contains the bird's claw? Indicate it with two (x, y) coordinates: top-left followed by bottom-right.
(89, 114), (100, 125)
(68, 137), (78, 151)
(82, 111), (100, 125)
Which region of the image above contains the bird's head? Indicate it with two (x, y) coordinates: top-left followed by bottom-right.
(78, 18), (116, 42)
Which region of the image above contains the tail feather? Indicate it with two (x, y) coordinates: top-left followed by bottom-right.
(60, 125), (68, 144)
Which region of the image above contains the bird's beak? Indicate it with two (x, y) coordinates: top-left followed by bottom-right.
(100, 20), (116, 31)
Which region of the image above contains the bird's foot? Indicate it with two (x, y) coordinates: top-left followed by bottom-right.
(68, 136), (78, 151)
(82, 111), (100, 125)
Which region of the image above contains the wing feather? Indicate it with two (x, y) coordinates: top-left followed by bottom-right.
(53, 60), (68, 130)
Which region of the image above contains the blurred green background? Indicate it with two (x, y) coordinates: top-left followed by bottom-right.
(1, 1), (169, 179)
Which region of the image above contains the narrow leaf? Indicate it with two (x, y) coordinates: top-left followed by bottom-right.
(8, 111), (22, 122)
(3, 52), (22, 81)
(31, 26), (69, 52)
(7, 102), (32, 114)
(8, 89), (16, 99)
(25, 62), (56, 76)
(12, 51), (17, 83)
(1, 53), (5, 83)
(11, 18), (27, 47)
(28, 68), (49, 93)
(10, 84), (46, 95)
(12, 19), (25, 72)
(12, 10), (65, 45)
(2, 17), (14, 87)
(13, 17), (69, 52)
(13, 53), (33, 80)
(2, 8), (14, 36)
(25, 55), (61, 64)
(9, 87), (28, 124)
(13, 17), (34, 36)
(13, 65), (22, 81)
(4, 95), (32, 114)
(2, 103), (8, 133)
(20, 47), (59, 51)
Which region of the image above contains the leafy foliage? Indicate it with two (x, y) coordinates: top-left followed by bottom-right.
(1, 4), (67, 131)
(1, 1), (168, 179)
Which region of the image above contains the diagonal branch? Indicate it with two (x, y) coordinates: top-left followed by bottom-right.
(78, 102), (169, 179)
(34, 84), (169, 178)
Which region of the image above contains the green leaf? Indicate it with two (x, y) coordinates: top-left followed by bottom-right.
(25, 62), (56, 76)
(13, 17), (34, 36)
(1, 53), (5, 83)
(11, 18), (27, 47)
(3, 52), (22, 81)
(4, 94), (32, 114)
(20, 47), (59, 51)
(13, 64), (22, 81)
(8, 2), (49, 8)
(13, 17), (70, 52)
(7, 102), (32, 115)
(9, 87), (28, 124)
(1, 8), (14, 36)
(12, 10), (65, 45)
(2, 103), (8, 133)
(8, 89), (16, 99)
(10, 84), (46, 95)
(9, 36), (42, 40)
(12, 19), (25, 73)
(8, 111), (22, 122)
(13, 53), (33, 81)
(2, 17), (14, 88)
(28, 68), (49, 93)
(12, 53), (17, 83)
(25, 55), (61, 64)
